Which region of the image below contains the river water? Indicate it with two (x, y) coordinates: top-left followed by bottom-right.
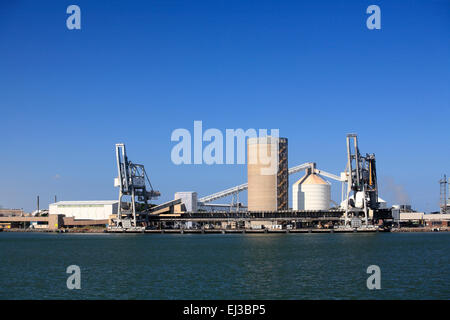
(0, 232), (448, 299)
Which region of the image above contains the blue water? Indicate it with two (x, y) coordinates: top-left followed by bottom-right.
(0, 232), (449, 299)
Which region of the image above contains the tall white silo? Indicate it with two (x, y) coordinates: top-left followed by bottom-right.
(293, 173), (331, 210)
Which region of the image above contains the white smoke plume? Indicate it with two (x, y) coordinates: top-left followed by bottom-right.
(382, 176), (410, 205)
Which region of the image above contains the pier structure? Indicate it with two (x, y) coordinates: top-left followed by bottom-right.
(130, 208), (393, 232)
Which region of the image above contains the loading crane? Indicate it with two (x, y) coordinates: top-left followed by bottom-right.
(343, 134), (379, 227)
(440, 175), (448, 214)
(111, 143), (160, 231)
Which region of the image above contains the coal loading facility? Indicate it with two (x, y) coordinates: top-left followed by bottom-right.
(100, 133), (392, 232)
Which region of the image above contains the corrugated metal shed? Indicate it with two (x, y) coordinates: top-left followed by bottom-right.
(49, 200), (119, 220)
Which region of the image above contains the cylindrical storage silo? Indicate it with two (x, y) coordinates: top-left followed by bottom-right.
(247, 136), (288, 211)
(293, 173), (330, 210)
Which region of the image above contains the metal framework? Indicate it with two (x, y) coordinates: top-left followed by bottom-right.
(277, 138), (289, 210)
(197, 162), (345, 210)
(197, 134), (379, 222)
(198, 183), (249, 204)
(344, 134), (378, 226)
(113, 143), (160, 230)
(440, 174), (448, 214)
(197, 163), (317, 204)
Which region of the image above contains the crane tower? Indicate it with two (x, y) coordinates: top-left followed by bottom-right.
(344, 134), (379, 227)
(111, 143), (160, 231)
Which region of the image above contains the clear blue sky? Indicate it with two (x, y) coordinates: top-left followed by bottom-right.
(1, 0), (449, 212)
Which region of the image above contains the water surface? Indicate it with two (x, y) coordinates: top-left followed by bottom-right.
(0, 232), (448, 299)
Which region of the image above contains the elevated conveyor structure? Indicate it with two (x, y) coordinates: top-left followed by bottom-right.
(198, 162), (345, 211)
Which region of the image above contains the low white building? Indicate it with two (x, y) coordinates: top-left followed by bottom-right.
(49, 201), (119, 220)
(392, 211), (424, 222)
(174, 192), (198, 212)
(423, 214), (450, 222)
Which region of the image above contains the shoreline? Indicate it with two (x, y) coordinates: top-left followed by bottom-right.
(1, 227), (449, 234)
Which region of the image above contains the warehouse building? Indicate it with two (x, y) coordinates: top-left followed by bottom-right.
(392, 211), (450, 228)
(49, 200), (119, 220)
(423, 214), (450, 227)
(392, 211), (424, 226)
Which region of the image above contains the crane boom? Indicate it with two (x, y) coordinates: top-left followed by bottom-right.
(314, 169), (343, 182)
(112, 143), (160, 230)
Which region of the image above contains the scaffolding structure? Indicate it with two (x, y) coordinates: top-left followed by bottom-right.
(440, 175), (448, 214)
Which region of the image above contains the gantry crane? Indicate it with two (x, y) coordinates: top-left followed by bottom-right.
(440, 175), (448, 214)
(344, 134), (379, 227)
(111, 143), (160, 231)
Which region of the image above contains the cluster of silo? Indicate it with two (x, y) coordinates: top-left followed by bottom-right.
(247, 136), (332, 212)
(292, 172), (331, 210)
(247, 136), (288, 211)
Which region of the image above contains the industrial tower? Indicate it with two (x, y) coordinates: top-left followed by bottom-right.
(440, 175), (448, 214)
(344, 134), (379, 227)
(112, 143), (160, 230)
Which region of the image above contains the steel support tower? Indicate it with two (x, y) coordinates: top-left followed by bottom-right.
(344, 134), (379, 227)
(440, 175), (448, 214)
(113, 143), (160, 230)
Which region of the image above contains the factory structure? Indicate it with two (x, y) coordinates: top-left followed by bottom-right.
(247, 136), (288, 211)
(2, 133), (450, 232)
(49, 201), (119, 220)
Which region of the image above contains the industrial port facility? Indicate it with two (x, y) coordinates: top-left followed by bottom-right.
(1, 134), (449, 233)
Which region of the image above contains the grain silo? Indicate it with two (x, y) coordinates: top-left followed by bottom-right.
(293, 173), (331, 210)
(247, 136), (288, 211)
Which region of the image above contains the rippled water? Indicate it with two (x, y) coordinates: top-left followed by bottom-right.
(0, 232), (449, 299)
